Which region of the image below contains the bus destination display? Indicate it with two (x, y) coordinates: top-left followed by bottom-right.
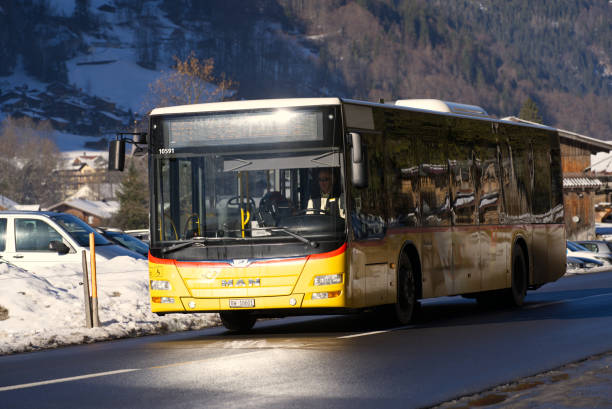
(164, 110), (324, 147)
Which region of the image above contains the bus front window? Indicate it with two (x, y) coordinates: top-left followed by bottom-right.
(154, 151), (345, 244)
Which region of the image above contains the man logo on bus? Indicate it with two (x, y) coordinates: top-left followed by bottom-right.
(221, 278), (261, 287)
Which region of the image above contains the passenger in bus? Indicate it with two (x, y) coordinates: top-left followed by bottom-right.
(307, 168), (345, 218)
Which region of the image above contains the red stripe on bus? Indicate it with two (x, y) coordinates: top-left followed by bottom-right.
(308, 243), (347, 260)
(149, 244), (347, 267)
(149, 252), (175, 265)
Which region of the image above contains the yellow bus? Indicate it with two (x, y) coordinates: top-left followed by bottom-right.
(110, 98), (566, 331)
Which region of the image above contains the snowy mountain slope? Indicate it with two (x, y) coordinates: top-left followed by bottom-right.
(0, 0), (333, 152)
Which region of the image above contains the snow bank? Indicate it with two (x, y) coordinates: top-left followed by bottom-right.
(0, 257), (220, 355)
(0, 252), (602, 356)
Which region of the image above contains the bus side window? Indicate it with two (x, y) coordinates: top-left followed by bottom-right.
(418, 128), (449, 227)
(386, 129), (419, 228)
(475, 133), (501, 225)
(532, 138), (552, 219)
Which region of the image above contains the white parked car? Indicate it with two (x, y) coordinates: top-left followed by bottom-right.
(0, 211), (145, 271)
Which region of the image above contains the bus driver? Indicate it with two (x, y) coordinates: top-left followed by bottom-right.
(307, 168), (345, 218)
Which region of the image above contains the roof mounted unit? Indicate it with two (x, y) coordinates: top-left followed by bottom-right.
(395, 99), (489, 117)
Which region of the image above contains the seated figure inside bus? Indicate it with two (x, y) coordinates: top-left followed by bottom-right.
(307, 168), (345, 218)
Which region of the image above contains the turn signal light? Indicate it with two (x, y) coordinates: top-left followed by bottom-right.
(311, 291), (341, 300)
(152, 297), (175, 304)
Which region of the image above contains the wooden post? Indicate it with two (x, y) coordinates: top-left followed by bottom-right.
(89, 232), (100, 327)
(81, 250), (92, 328)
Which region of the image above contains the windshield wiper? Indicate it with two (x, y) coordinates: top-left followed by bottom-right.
(267, 227), (319, 248)
(161, 237), (208, 254)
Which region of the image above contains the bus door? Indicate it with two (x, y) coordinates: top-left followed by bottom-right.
(348, 130), (390, 307)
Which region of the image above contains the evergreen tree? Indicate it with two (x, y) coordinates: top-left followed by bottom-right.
(113, 161), (149, 230)
(518, 97), (543, 124)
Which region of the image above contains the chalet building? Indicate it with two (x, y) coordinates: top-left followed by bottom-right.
(45, 199), (119, 227)
(505, 117), (612, 240)
(56, 152), (119, 201)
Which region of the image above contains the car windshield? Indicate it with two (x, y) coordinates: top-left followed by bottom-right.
(567, 241), (590, 252)
(152, 151), (346, 244)
(105, 231), (149, 255)
(51, 214), (112, 247)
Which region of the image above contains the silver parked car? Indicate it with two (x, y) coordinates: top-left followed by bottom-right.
(575, 240), (612, 256)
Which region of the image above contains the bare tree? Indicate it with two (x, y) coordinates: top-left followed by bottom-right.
(144, 51), (238, 111)
(0, 116), (63, 206)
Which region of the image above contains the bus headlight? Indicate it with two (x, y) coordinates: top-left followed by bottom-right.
(314, 274), (343, 286)
(151, 280), (172, 290)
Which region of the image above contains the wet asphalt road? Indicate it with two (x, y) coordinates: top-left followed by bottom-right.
(1, 270), (612, 409)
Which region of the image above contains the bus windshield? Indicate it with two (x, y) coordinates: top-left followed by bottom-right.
(152, 150), (346, 245)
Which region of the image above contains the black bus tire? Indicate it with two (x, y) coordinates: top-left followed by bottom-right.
(506, 245), (527, 307)
(394, 252), (417, 325)
(219, 311), (257, 332)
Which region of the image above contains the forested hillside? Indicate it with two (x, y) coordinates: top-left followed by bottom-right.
(0, 0), (610, 139)
(278, 0), (612, 138)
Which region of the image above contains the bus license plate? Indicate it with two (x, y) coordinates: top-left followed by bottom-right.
(229, 299), (255, 308)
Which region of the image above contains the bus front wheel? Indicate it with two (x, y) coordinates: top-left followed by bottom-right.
(219, 311), (257, 332)
(394, 252), (417, 325)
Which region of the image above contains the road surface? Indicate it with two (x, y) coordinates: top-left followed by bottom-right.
(1, 271), (612, 408)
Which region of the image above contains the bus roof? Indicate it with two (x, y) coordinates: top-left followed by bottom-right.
(150, 98), (342, 116)
(149, 97), (558, 133)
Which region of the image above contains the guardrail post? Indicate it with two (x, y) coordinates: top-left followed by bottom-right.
(81, 250), (93, 328)
(89, 233), (100, 327)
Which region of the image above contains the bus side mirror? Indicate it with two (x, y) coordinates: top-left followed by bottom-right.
(349, 132), (367, 188)
(108, 139), (126, 171)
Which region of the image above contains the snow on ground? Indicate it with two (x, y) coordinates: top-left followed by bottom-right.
(0, 257), (220, 356)
(565, 265), (611, 275)
(0, 250), (603, 356)
(0, 58), (48, 93)
(67, 48), (162, 113)
(53, 130), (107, 152)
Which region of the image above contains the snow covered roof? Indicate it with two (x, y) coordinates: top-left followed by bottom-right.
(59, 152), (107, 171)
(0, 195), (18, 210)
(12, 204), (41, 211)
(46, 199), (120, 219)
(563, 177), (603, 189)
(590, 152), (612, 174)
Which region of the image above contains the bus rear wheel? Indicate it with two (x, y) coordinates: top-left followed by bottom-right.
(219, 311), (257, 332)
(505, 245), (527, 307)
(394, 252), (417, 325)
